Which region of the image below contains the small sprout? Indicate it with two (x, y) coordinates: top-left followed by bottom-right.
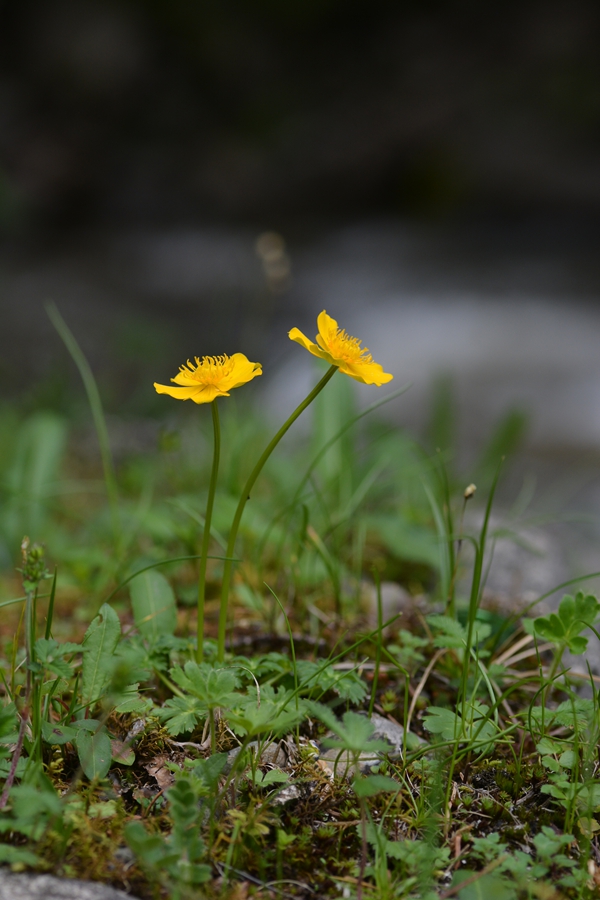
(19, 537), (49, 593)
(464, 483), (476, 500)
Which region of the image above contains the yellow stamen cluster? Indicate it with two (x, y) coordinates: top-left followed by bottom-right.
(326, 328), (373, 364)
(180, 355), (235, 384)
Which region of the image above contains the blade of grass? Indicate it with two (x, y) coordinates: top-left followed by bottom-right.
(44, 569), (57, 640)
(46, 302), (121, 553)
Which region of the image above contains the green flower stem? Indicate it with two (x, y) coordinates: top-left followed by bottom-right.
(217, 364), (338, 661)
(197, 399), (221, 663)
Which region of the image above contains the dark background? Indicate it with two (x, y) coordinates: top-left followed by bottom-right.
(1, 0), (600, 413)
(2, 0), (600, 230)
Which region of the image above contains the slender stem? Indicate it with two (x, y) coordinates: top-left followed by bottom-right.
(368, 567), (383, 718)
(209, 707), (216, 756)
(46, 303), (121, 552)
(0, 710), (27, 809)
(0, 588), (34, 809)
(217, 365), (338, 661)
(197, 400), (221, 663)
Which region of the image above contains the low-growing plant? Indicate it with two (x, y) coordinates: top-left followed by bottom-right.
(0, 307), (599, 899)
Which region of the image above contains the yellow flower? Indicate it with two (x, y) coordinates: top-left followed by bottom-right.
(154, 353), (262, 404)
(288, 310), (393, 386)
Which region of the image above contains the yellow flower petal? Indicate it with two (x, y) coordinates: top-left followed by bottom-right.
(220, 353), (263, 390)
(154, 383), (231, 403)
(288, 327), (321, 356)
(339, 361), (393, 386)
(154, 353), (261, 403)
(289, 311), (393, 386)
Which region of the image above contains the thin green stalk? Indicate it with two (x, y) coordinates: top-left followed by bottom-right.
(44, 569), (58, 640)
(29, 586), (43, 764)
(208, 707), (216, 756)
(368, 568), (383, 718)
(217, 365), (338, 661)
(46, 302), (121, 552)
(197, 400), (221, 663)
(265, 584), (299, 707)
(0, 581), (36, 807)
(460, 460), (502, 719)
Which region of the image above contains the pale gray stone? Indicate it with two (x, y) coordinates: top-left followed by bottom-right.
(0, 873), (138, 900)
(318, 712), (405, 777)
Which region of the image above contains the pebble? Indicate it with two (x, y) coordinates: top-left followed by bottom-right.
(0, 874), (138, 900)
(318, 712), (404, 777)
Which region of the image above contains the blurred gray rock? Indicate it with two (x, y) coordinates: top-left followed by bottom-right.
(362, 581), (418, 629)
(0, 873), (137, 900)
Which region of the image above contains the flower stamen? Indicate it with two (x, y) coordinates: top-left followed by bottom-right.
(289, 310), (392, 386)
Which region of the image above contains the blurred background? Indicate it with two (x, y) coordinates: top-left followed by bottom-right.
(2, 0), (600, 565)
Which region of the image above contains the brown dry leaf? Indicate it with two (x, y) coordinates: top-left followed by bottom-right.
(144, 756), (175, 791)
(226, 880), (249, 900)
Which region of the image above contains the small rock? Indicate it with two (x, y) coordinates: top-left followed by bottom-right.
(318, 712), (404, 777)
(271, 783), (303, 805)
(225, 737), (297, 774)
(368, 713), (404, 757)
(0, 873), (138, 900)
(363, 581), (416, 629)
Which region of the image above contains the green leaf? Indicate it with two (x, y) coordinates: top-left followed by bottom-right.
(307, 703), (391, 755)
(423, 706), (463, 740)
(42, 721), (79, 745)
(81, 604), (121, 708)
(296, 660), (367, 703)
(130, 570), (177, 641)
(451, 871), (517, 900)
(363, 513), (440, 568)
(253, 769), (290, 787)
(170, 662), (240, 709)
(226, 697), (305, 738)
(155, 695), (207, 735)
(533, 591), (599, 654)
(76, 727), (112, 780)
(423, 702), (497, 750)
(353, 774), (399, 797)
(429, 614), (466, 649)
(0, 845), (39, 866)
(189, 753), (228, 790)
(34, 638), (81, 679)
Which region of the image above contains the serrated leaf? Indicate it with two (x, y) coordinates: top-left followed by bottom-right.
(536, 737), (564, 756)
(423, 703), (497, 750)
(534, 591), (599, 653)
(226, 699), (304, 738)
(429, 614), (466, 648)
(76, 727), (112, 780)
(81, 604), (121, 709)
(130, 570), (177, 641)
(155, 695), (206, 735)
